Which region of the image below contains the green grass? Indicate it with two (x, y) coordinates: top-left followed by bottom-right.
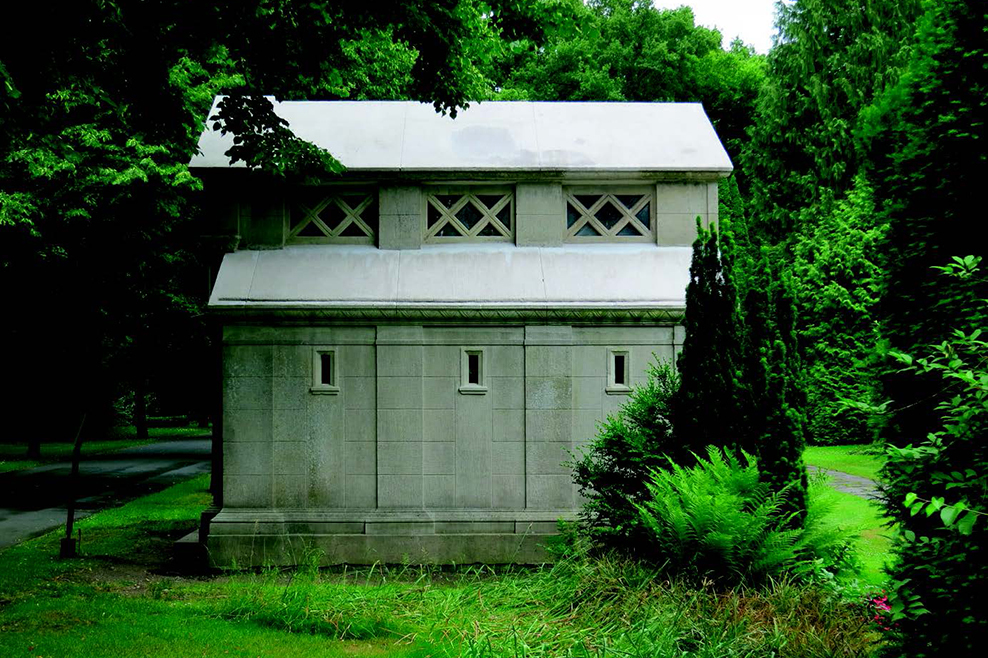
(0, 471), (891, 658)
(804, 445), (884, 481)
(0, 426), (209, 474)
(809, 479), (893, 587)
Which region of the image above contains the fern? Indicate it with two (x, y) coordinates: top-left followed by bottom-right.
(634, 446), (845, 586)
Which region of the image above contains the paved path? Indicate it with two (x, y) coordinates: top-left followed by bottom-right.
(0, 437), (211, 549)
(807, 465), (880, 500)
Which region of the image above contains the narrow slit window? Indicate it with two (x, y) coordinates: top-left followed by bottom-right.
(311, 348), (340, 394)
(613, 354), (626, 386)
(320, 353), (335, 387)
(459, 348), (487, 394)
(607, 349), (631, 395)
(468, 353), (481, 385)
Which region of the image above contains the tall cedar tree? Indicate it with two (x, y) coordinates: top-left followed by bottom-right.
(722, 177), (809, 521)
(674, 220), (750, 457)
(746, 257), (809, 523)
(742, 0), (919, 244)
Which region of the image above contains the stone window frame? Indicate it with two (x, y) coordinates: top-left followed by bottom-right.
(311, 347), (340, 395)
(286, 187), (378, 245)
(605, 348), (631, 395)
(458, 347), (488, 395)
(423, 187), (514, 243)
(564, 186), (655, 243)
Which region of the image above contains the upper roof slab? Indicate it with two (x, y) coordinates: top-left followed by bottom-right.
(191, 99), (733, 175)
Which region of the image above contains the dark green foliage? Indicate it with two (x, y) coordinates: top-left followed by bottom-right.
(742, 0), (920, 244)
(880, 258), (988, 656)
(0, 1), (538, 440)
(749, 262), (809, 523)
(674, 221), (750, 456)
(572, 359), (679, 552)
(634, 446), (849, 587)
(863, 0), (988, 444)
(791, 178), (887, 444)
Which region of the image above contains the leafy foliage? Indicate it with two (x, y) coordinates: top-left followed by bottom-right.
(634, 446), (850, 587)
(573, 359), (680, 552)
(0, 1), (542, 440)
(880, 257), (987, 655)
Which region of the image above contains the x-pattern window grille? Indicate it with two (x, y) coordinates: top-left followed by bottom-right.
(425, 192), (513, 241)
(565, 190), (653, 241)
(288, 191), (378, 243)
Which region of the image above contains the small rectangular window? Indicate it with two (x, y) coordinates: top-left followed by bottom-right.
(320, 353), (335, 387)
(459, 348), (487, 394)
(468, 352), (481, 385)
(613, 354), (626, 386)
(606, 349), (631, 395)
(311, 348), (340, 395)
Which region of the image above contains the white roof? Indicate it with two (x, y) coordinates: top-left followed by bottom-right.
(208, 244), (691, 312)
(192, 99), (732, 174)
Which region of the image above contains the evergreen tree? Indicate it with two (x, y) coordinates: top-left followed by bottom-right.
(674, 220), (750, 457)
(791, 177), (887, 444)
(862, 0), (988, 652)
(747, 260), (809, 522)
(742, 0), (919, 245)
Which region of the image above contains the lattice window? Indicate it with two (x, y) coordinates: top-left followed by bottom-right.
(425, 191), (513, 242)
(565, 189), (653, 241)
(288, 191), (377, 244)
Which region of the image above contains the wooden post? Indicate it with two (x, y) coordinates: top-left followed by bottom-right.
(59, 413), (87, 559)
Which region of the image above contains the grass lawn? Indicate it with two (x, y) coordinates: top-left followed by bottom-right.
(809, 479), (892, 587)
(0, 474), (890, 658)
(0, 426), (209, 474)
(804, 445), (884, 481)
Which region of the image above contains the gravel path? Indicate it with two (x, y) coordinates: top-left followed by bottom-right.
(807, 465), (881, 500)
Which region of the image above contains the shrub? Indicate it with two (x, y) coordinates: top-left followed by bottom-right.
(880, 256), (987, 656)
(634, 446), (850, 587)
(572, 358), (679, 552)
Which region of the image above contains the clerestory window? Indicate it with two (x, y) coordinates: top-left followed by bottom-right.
(288, 190), (378, 244)
(565, 188), (654, 242)
(425, 190), (514, 242)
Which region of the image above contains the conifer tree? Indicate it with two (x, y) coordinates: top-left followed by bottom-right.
(747, 259), (809, 522)
(674, 220), (750, 457)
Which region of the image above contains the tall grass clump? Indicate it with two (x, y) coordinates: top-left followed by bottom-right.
(218, 557), (405, 640)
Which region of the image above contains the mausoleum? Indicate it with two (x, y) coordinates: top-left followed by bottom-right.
(192, 99), (732, 565)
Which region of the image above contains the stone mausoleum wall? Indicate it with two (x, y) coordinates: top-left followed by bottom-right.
(209, 323), (684, 565)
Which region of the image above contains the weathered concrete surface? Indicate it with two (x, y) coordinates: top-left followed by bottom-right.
(0, 438), (211, 549)
(808, 465), (880, 501)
